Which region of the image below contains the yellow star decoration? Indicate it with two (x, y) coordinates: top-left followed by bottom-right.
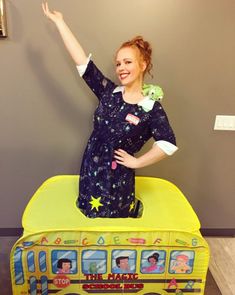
(89, 196), (104, 212)
(129, 201), (135, 212)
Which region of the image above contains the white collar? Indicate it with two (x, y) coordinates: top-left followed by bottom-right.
(112, 86), (154, 112)
(113, 86), (125, 94)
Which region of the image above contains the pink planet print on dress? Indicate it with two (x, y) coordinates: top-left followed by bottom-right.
(111, 161), (117, 170)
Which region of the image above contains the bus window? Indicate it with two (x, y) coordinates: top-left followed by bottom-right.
(51, 250), (77, 274)
(111, 250), (136, 274)
(169, 250), (195, 274)
(82, 250), (107, 274)
(13, 247), (24, 285)
(140, 250), (166, 274)
(27, 251), (35, 273)
(39, 251), (47, 272)
(41, 276), (48, 295)
(29, 276), (37, 295)
(23, 241), (34, 247)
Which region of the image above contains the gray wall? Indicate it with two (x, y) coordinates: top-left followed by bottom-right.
(0, 0), (234, 229)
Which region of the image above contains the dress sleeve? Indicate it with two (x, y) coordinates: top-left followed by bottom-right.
(76, 54), (92, 77)
(76, 58), (116, 101)
(150, 102), (178, 155)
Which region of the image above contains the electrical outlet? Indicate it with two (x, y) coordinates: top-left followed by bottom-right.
(214, 115), (235, 131)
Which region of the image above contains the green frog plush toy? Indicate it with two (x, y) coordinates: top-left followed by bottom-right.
(142, 84), (164, 101)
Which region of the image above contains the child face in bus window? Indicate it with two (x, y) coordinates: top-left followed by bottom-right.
(148, 257), (157, 266)
(118, 258), (129, 271)
(61, 262), (71, 273)
(177, 257), (186, 266)
(171, 254), (190, 273)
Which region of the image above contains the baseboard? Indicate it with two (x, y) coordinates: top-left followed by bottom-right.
(0, 228), (235, 237)
(200, 228), (235, 237)
(0, 228), (23, 236)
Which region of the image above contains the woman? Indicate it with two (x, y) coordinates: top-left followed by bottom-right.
(42, 2), (178, 218)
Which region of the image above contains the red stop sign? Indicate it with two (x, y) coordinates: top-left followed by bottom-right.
(53, 275), (70, 288)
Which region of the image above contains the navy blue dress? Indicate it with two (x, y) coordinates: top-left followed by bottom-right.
(77, 60), (176, 218)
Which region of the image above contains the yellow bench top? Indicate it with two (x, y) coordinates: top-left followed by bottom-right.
(22, 175), (200, 234)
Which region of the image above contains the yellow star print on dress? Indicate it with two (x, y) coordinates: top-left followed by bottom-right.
(129, 201), (135, 212)
(89, 196), (103, 211)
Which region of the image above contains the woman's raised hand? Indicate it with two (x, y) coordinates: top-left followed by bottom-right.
(42, 2), (63, 24)
(42, 1), (88, 65)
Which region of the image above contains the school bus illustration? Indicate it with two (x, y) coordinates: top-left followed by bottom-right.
(10, 175), (210, 295)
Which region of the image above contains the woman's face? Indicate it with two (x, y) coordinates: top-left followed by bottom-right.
(115, 46), (146, 87)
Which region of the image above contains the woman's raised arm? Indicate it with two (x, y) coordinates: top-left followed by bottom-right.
(42, 2), (88, 65)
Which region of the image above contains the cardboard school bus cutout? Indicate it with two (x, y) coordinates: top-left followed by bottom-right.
(10, 176), (210, 295)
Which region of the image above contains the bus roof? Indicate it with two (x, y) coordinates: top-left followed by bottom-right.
(22, 175), (200, 234)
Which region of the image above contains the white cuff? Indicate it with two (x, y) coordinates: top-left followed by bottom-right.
(76, 53), (92, 77)
(154, 140), (178, 156)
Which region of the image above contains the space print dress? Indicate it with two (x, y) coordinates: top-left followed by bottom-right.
(77, 60), (177, 218)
